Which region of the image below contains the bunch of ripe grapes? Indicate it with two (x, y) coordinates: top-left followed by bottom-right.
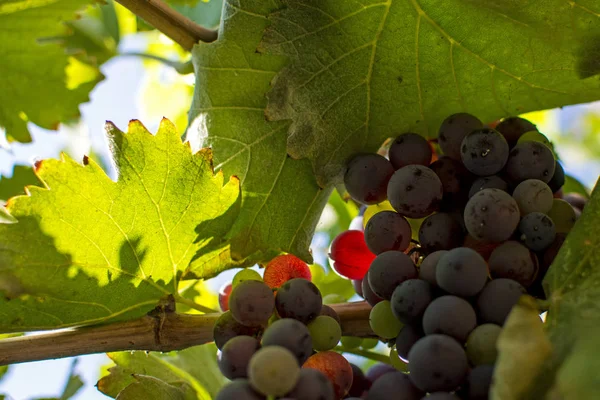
(213, 114), (586, 400)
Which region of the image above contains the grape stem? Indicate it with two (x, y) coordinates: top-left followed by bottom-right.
(335, 346), (392, 365)
(172, 293), (218, 314)
(115, 0), (218, 50)
(119, 52), (194, 74)
(0, 302), (373, 366)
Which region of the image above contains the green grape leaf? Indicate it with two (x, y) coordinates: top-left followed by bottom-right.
(172, 0), (223, 29)
(541, 182), (600, 396)
(116, 375), (195, 400)
(261, 0), (600, 186)
(0, 119), (240, 332)
(491, 296), (553, 400)
(563, 174), (591, 199)
(554, 327), (600, 400)
(0, 0), (105, 143)
(310, 264), (355, 301)
(188, 0), (332, 270)
(98, 344), (226, 400)
(0, 165), (42, 202)
(59, 360), (85, 400)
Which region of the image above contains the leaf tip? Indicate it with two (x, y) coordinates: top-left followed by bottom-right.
(104, 121), (120, 136)
(82, 155), (90, 166)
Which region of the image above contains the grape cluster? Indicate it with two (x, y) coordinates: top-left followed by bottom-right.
(214, 255), (357, 400)
(327, 114), (587, 399)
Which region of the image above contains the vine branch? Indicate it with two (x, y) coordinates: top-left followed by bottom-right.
(0, 301), (373, 366)
(115, 0), (218, 51)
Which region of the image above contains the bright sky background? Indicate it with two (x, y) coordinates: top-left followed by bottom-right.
(1, 33), (599, 400)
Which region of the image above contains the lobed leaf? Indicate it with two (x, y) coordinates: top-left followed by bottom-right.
(0, 119), (240, 332)
(0, 165), (42, 202)
(98, 344), (226, 399)
(261, 0), (600, 186)
(0, 0), (105, 142)
(188, 0), (332, 271)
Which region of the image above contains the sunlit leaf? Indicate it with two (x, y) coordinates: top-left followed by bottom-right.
(0, 0), (104, 142)
(188, 1), (333, 271)
(0, 119), (240, 332)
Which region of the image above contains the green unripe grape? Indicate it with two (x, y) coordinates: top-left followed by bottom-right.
(233, 269), (263, 288)
(323, 293), (346, 305)
(361, 338), (379, 349)
(307, 316), (342, 351)
(369, 300), (403, 339)
(390, 347), (408, 372)
(248, 346), (299, 396)
(548, 199), (577, 233)
(341, 336), (363, 349)
(517, 130), (551, 147)
(466, 323), (502, 366)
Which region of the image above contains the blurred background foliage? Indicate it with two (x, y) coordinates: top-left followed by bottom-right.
(0, 0), (598, 399)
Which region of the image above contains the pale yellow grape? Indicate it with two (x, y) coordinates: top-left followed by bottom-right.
(248, 346), (299, 396)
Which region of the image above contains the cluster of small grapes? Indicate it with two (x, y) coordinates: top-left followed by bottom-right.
(213, 255), (361, 400)
(329, 114), (587, 399)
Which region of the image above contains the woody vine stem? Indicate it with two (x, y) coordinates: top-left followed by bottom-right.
(0, 302), (374, 366)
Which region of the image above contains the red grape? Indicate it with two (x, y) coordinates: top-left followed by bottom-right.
(303, 351), (353, 399)
(219, 282), (232, 312)
(264, 254), (311, 289)
(329, 230), (376, 279)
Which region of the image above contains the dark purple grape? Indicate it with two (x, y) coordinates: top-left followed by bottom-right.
(348, 363), (371, 397)
(541, 233), (567, 272)
(505, 141), (556, 184)
(464, 188), (520, 242)
(469, 175), (508, 198)
(216, 379), (265, 400)
(460, 128), (509, 176)
(286, 368), (335, 400)
(366, 364), (396, 383)
(368, 251), (418, 299)
(389, 133), (432, 169)
(512, 179), (553, 216)
(364, 211), (411, 254)
(408, 334), (469, 392)
(320, 305), (341, 324)
(436, 247), (488, 297)
(495, 117), (537, 147)
(387, 165), (443, 219)
(488, 241), (538, 287)
(563, 192), (587, 211)
(395, 324), (424, 361)
(391, 279), (433, 324)
(344, 154), (394, 204)
(548, 161), (565, 193)
(362, 277), (384, 306)
(418, 250), (447, 287)
(261, 319), (313, 364)
(424, 393), (461, 400)
(275, 278), (322, 324)
(518, 212), (556, 251)
(366, 371), (423, 400)
(422, 296), (477, 343)
(418, 212), (465, 253)
(429, 156), (472, 209)
(477, 279), (526, 325)
(213, 311), (263, 350)
(218, 335), (261, 379)
(229, 280), (275, 327)
(464, 364), (494, 400)
(438, 113), (483, 160)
